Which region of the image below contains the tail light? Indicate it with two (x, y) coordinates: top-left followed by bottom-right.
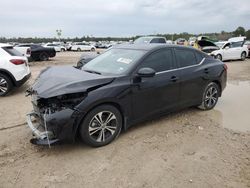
(223, 64), (228, 71)
(10, 59), (25, 65)
(27, 48), (31, 55)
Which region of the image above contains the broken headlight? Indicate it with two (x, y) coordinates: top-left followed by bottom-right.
(37, 92), (86, 113)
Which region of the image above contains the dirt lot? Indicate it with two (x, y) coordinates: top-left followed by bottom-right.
(0, 52), (250, 188)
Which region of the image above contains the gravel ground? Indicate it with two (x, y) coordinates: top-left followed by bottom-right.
(0, 52), (249, 188)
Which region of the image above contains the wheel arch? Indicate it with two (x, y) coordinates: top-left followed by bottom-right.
(211, 80), (222, 97)
(0, 69), (16, 86)
(75, 101), (126, 139)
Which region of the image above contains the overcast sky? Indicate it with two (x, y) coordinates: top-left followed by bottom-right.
(1, 0), (250, 38)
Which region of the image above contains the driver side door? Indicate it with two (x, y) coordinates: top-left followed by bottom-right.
(131, 48), (180, 121)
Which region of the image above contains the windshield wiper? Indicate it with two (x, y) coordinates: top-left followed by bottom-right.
(84, 69), (102, 75)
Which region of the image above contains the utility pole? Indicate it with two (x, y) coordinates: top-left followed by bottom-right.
(56, 29), (62, 42)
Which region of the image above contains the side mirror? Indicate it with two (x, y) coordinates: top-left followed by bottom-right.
(137, 67), (156, 78)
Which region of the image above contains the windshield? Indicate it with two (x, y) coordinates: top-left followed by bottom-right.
(134, 37), (152, 44)
(215, 42), (226, 48)
(83, 48), (145, 75)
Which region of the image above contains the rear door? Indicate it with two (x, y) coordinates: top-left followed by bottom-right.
(231, 42), (244, 59)
(174, 48), (207, 107)
(131, 48), (180, 120)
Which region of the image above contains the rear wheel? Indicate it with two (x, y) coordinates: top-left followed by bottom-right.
(77, 48), (81, 52)
(215, 54), (222, 61)
(39, 53), (49, 61)
(198, 82), (220, 110)
(79, 105), (122, 147)
(241, 52), (246, 61)
(91, 48), (95, 52)
(0, 73), (13, 96)
(61, 48), (65, 52)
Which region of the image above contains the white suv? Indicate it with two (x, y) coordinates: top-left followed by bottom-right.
(71, 42), (96, 51)
(0, 43), (31, 96)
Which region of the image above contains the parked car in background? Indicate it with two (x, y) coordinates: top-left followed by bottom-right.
(14, 45), (31, 58)
(0, 43), (31, 96)
(71, 42), (96, 51)
(243, 40), (250, 57)
(175, 38), (187, 45)
(26, 44), (227, 147)
(76, 52), (100, 68)
(197, 39), (220, 54)
(16, 44), (56, 61)
(134, 36), (167, 44)
(211, 41), (248, 61)
(43, 43), (66, 52)
(188, 37), (197, 46)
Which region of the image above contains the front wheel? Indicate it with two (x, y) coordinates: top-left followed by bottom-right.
(215, 54), (222, 61)
(198, 82), (220, 110)
(241, 52), (246, 61)
(79, 105), (122, 147)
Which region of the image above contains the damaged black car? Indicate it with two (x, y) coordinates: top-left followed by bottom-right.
(26, 44), (227, 147)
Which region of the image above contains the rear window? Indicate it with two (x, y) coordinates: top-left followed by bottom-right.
(175, 49), (197, 67)
(2, 46), (22, 56)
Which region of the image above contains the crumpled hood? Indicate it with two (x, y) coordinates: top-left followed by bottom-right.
(31, 66), (115, 98)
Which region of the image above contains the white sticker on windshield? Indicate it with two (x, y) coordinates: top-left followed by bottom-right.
(117, 58), (132, 64)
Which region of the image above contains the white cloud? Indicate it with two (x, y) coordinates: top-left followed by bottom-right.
(0, 0), (249, 37)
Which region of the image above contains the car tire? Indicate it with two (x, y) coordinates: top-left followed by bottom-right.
(198, 82), (220, 110)
(241, 52), (246, 61)
(215, 54), (222, 61)
(39, 53), (49, 61)
(61, 48), (65, 52)
(91, 48), (95, 52)
(77, 48), (81, 52)
(0, 73), (13, 96)
(79, 105), (122, 147)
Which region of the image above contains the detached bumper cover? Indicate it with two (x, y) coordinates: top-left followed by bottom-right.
(26, 112), (59, 145)
(26, 108), (78, 146)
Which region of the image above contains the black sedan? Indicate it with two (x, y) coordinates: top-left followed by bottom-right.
(16, 44), (56, 61)
(26, 44), (227, 147)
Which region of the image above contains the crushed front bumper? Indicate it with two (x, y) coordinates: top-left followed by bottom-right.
(26, 112), (59, 145)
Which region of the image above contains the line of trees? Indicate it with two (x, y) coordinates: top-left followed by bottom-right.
(0, 26), (249, 44)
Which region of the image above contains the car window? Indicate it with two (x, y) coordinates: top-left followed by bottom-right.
(2, 46), (23, 56)
(223, 43), (231, 48)
(158, 38), (166, 43)
(195, 51), (204, 63)
(231, 42), (243, 48)
(83, 49), (145, 75)
(139, 49), (174, 72)
(150, 38), (159, 43)
(175, 49), (197, 67)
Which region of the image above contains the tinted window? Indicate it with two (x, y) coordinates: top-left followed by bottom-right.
(231, 42), (243, 48)
(175, 49), (197, 67)
(158, 38), (166, 43)
(195, 52), (204, 63)
(150, 38), (159, 43)
(140, 49), (174, 72)
(2, 46), (22, 56)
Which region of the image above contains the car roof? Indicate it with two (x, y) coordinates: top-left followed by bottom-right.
(113, 44), (195, 51)
(0, 43), (13, 47)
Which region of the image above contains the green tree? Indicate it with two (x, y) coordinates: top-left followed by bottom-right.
(246, 30), (250, 40)
(233, 26), (246, 37)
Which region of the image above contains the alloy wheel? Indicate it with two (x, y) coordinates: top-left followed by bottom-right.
(0, 77), (8, 94)
(88, 111), (117, 143)
(205, 86), (218, 108)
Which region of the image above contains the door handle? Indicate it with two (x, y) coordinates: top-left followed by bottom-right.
(204, 68), (209, 74)
(170, 76), (179, 82)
